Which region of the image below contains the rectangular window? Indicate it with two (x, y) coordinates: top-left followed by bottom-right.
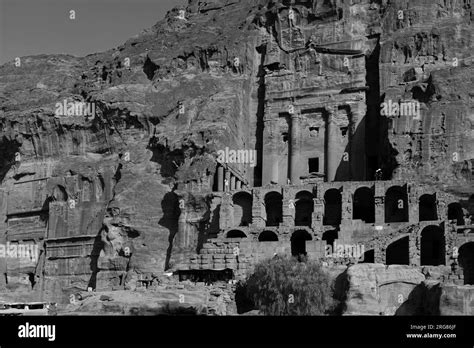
(308, 158), (319, 173)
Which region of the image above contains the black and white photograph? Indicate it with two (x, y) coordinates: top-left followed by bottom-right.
(0, 0), (473, 346)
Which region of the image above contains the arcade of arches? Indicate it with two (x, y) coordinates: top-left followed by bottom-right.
(178, 181), (474, 288)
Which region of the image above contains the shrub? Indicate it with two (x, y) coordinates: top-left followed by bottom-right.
(245, 256), (333, 315)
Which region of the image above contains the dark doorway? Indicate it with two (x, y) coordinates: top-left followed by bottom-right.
(322, 230), (338, 248)
(361, 249), (375, 263)
(459, 242), (474, 285)
(295, 191), (314, 227)
(258, 231), (279, 242)
(265, 192), (283, 227)
(308, 158), (319, 173)
(291, 230), (312, 257)
(385, 186), (409, 223)
(324, 189), (342, 225)
(419, 194), (438, 221)
(448, 203), (464, 225)
(353, 187), (375, 223)
(386, 236), (410, 265)
(420, 226), (445, 266)
(233, 192), (253, 226)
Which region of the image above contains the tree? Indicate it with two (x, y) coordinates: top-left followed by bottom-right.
(245, 256), (333, 315)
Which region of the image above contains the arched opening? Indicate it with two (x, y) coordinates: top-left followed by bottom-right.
(52, 185), (68, 202)
(385, 186), (408, 223)
(295, 191), (314, 227)
(459, 242), (474, 285)
(448, 203), (464, 225)
(420, 226), (445, 266)
(386, 236), (410, 265)
(324, 189), (341, 226)
(226, 230), (247, 239)
(232, 192), (253, 227)
(258, 231), (279, 242)
(353, 187), (375, 223)
(419, 194), (438, 222)
(361, 249), (375, 263)
(322, 230), (338, 248)
(291, 230), (312, 257)
(265, 192), (283, 227)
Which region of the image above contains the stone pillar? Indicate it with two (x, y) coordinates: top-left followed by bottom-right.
(251, 189), (265, 228)
(408, 185), (418, 223)
(270, 119), (280, 184)
(282, 187), (294, 227)
(217, 166), (224, 192)
(311, 197), (324, 230)
(224, 169), (231, 192)
(374, 182), (385, 225)
(341, 189), (352, 225)
(409, 233), (419, 266)
(220, 193), (233, 230)
(230, 175), (236, 191)
(290, 114), (301, 184)
(236, 180), (242, 190)
(437, 196), (447, 220)
(326, 107), (339, 182)
(177, 211), (188, 249)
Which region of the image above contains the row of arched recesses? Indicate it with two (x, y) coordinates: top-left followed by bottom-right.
(225, 229), (311, 257)
(233, 188), (461, 229)
(227, 230), (279, 241)
(262, 191), (315, 228)
(383, 226), (446, 266)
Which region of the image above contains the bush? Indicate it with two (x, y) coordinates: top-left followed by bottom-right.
(245, 256), (333, 315)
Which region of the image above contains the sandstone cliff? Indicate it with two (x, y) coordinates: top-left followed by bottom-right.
(0, 0), (472, 303)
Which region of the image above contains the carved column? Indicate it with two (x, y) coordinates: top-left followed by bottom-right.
(290, 114), (301, 184)
(326, 107), (338, 182)
(224, 169), (231, 192)
(270, 119), (280, 184)
(263, 111), (280, 185)
(236, 180), (241, 191)
(217, 166), (224, 192)
(230, 175), (236, 191)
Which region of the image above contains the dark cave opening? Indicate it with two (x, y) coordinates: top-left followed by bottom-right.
(386, 236), (410, 265)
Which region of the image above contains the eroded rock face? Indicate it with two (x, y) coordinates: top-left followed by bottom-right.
(439, 284), (474, 315)
(341, 264), (425, 315)
(0, 0), (473, 303)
